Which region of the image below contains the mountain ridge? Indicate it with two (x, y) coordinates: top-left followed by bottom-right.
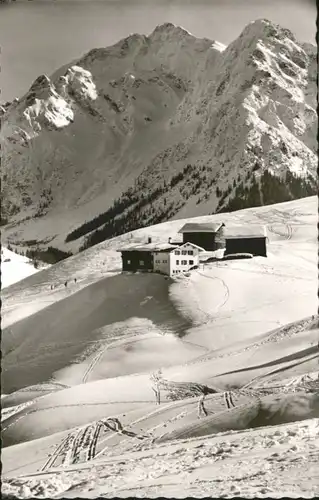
(1, 18), (317, 258)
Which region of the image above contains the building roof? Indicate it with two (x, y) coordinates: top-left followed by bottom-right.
(117, 243), (178, 253)
(224, 225), (267, 239)
(178, 222), (224, 234)
(176, 242), (206, 252)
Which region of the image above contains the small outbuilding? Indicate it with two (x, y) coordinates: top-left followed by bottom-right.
(224, 225), (267, 257)
(178, 222), (225, 251)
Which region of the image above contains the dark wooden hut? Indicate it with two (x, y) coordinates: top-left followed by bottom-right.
(224, 225), (267, 257)
(178, 222), (225, 251)
(120, 250), (154, 272)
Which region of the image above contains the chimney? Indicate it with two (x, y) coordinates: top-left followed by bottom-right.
(168, 237), (172, 243)
(148, 237), (152, 244)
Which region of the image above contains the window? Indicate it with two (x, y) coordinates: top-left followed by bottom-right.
(139, 260), (144, 265)
(176, 260), (179, 265)
(182, 250), (187, 255)
(162, 260), (167, 263)
(189, 260), (194, 265)
(175, 250), (180, 255)
(187, 250), (193, 255)
(181, 260), (187, 265)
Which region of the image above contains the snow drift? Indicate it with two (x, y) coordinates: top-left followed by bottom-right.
(156, 392), (319, 443)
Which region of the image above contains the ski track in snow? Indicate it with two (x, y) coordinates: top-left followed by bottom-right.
(4, 418), (319, 498)
(184, 315), (317, 368)
(81, 333), (161, 384)
(41, 423), (102, 471)
(197, 271), (230, 317)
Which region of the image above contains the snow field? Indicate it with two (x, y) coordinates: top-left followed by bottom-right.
(1, 196), (318, 497)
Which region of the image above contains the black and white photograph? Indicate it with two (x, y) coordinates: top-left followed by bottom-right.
(1, 0), (318, 497)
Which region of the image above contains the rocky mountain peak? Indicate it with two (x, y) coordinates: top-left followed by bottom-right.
(1, 19), (317, 254)
(30, 74), (51, 92)
(150, 22), (195, 40)
(241, 18), (296, 42)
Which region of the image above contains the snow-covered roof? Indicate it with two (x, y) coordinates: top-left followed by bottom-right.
(117, 243), (178, 253)
(178, 222), (224, 234)
(117, 240), (206, 253)
(178, 242), (206, 252)
(225, 225), (267, 239)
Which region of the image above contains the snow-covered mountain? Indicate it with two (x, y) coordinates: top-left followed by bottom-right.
(1, 19), (317, 256)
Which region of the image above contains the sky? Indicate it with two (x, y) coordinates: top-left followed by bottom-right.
(0, 0), (317, 102)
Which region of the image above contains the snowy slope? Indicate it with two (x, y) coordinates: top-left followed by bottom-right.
(2, 195), (317, 330)
(2, 375), (319, 498)
(1, 196), (318, 498)
(1, 19), (317, 252)
(1, 247), (47, 289)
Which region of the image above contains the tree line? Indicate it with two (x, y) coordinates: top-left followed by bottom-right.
(66, 163), (195, 244)
(216, 169), (317, 213)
